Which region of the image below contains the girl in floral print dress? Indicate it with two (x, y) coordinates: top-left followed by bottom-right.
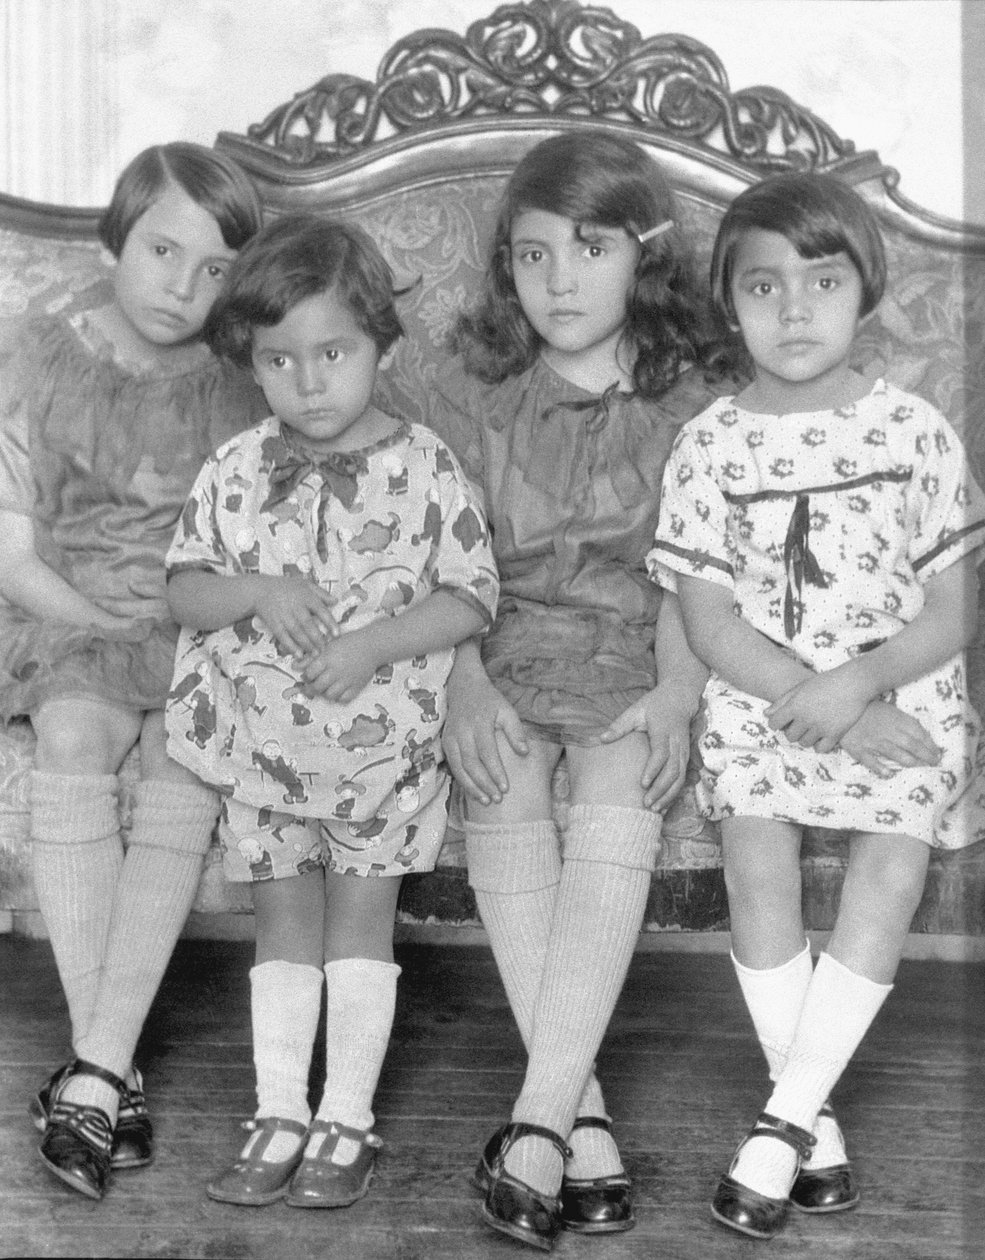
(650, 172), (985, 1240)
(165, 215), (497, 1210)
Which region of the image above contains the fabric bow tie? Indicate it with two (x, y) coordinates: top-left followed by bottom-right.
(782, 492), (828, 638)
(261, 436), (367, 561)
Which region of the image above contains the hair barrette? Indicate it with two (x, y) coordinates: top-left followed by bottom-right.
(637, 220), (674, 243)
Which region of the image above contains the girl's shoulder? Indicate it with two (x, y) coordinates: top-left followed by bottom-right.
(651, 364), (746, 429)
(432, 355), (543, 426)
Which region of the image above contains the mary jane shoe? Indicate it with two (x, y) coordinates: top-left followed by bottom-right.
(285, 1119), (382, 1208)
(711, 1111), (816, 1240)
(206, 1116), (308, 1205)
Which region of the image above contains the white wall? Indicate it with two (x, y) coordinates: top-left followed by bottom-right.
(1, 0), (980, 225)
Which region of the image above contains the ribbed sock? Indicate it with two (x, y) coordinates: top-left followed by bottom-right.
(310, 957), (400, 1167)
(29, 771), (123, 1050)
(504, 804), (660, 1196)
(730, 951), (891, 1199)
(243, 960), (323, 1164)
(67, 779), (218, 1118)
(466, 818), (622, 1180)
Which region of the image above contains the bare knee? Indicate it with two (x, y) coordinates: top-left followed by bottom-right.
(32, 701), (141, 774)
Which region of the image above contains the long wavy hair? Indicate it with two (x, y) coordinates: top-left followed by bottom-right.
(451, 130), (726, 398)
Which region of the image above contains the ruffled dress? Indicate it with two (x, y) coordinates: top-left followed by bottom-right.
(0, 313), (266, 720)
(427, 356), (726, 743)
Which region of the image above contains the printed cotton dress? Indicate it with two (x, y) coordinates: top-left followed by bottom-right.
(649, 379), (985, 848)
(165, 418), (498, 878)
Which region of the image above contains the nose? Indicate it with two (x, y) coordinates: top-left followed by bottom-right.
(780, 286), (810, 324)
(547, 256), (577, 297)
(166, 264), (196, 304)
(296, 358), (326, 397)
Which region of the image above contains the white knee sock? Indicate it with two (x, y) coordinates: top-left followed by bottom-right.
(312, 957), (400, 1164)
(467, 818), (623, 1180)
(731, 944), (846, 1170)
(731, 951), (891, 1199)
(30, 771), (123, 1051)
(69, 779), (218, 1117)
(245, 959), (323, 1163)
(505, 805), (660, 1196)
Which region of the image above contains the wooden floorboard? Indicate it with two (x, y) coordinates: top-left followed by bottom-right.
(0, 935), (982, 1259)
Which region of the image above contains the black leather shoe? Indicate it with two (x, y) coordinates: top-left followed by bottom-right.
(31, 1062), (153, 1170)
(790, 1106), (859, 1213)
(479, 1121), (572, 1252)
(112, 1071), (154, 1170)
(38, 1059), (126, 1200)
(559, 1117), (635, 1234)
(710, 1111), (816, 1240)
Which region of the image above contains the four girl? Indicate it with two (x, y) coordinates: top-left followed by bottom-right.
(165, 215), (497, 1209)
(427, 131), (732, 1249)
(0, 142), (267, 1199)
(650, 172), (985, 1238)
(12, 125), (980, 1245)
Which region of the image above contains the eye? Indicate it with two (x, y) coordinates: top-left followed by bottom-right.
(750, 281), (774, 297)
(268, 354), (288, 370)
(516, 247), (544, 265)
(324, 348), (342, 363)
(153, 244), (170, 257)
(816, 276), (838, 291)
(583, 243), (605, 259)
(206, 263), (227, 281)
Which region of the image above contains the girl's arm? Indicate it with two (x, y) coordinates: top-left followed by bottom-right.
(767, 554), (979, 750)
(167, 568), (339, 657)
(441, 636), (528, 805)
(600, 591), (708, 810)
(676, 570), (950, 773)
(0, 509), (130, 630)
(299, 590), (489, 705)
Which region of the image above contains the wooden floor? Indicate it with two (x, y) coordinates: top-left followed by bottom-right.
(0, 936), (982, 1260)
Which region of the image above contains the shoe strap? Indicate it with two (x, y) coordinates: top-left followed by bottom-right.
(753, 1111), (817, 1160)
(570, 1116), (612, 1135)
(498, 1120), (573, 1163)
(307, 1118), (383, 1151)
(69, 1058), (128, 1099)
(49, 1098), (114, 1155)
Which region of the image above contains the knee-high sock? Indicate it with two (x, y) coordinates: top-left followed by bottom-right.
(310, 958), (400, 1164)
(30, 771), (123, 1050)
(505, 804), (660, 1196)
(240, 960), (324, 1164)
(466, 819), (621, 1178)
(732, 945), (846, 1170)
(67, 779), (218, 1117)
(731, 951), (891, 1198)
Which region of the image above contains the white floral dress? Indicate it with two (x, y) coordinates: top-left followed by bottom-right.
(649, 380), (985, 848)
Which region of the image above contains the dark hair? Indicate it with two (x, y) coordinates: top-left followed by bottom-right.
(711, 172), (887, 323)
(98, 142), (262, 257)
(451, 130), (722, 398)
(204, 215), (404, 367)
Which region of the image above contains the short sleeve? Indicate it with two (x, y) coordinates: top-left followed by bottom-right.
(424, 360), (486, 496)
(166, 457), (230, 578)
(905, 398), (985, 581)
(0, 340), (37, 515)
(423, 432), (498, 625)
(647, 424), (736, 593)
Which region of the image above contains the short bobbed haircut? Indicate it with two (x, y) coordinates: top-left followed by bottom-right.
(98, 141), (262, 257)
(711, 172), (887, 323)
(453, 129), (723, 398)
(204, 215), (404, 368)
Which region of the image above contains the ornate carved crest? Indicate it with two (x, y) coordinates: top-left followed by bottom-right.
(223, 0), (862, 176)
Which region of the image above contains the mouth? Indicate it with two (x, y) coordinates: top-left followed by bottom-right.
(151, 309), (188, 329)
(548, 310), (583, 322)
(778, 339), (819, 351)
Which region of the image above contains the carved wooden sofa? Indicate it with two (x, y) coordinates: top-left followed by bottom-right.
(2, 0), (984, 940)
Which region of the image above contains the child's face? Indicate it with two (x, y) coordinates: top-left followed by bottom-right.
(251, 289), (381, 455)
(510, 209), (637, 369)
(730, 229), (865, 405)
(113, 183), (237, 353)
